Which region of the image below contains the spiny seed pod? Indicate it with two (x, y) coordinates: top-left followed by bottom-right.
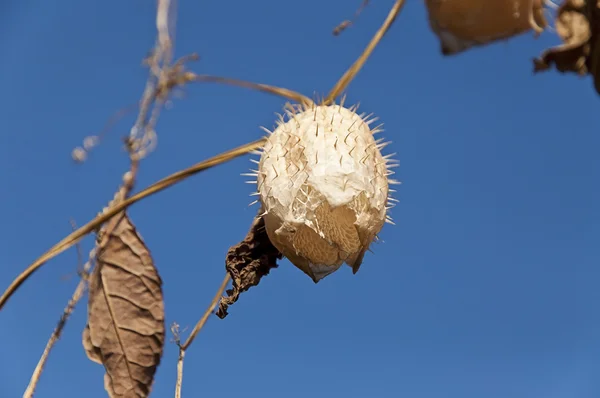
(247, 103), (398, 283)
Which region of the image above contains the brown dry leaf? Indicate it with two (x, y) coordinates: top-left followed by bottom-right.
(83, 212), (165, 398)
(425, 0), (547, 55)
(534, 0), (600, 94)
(216, 215), (282, 319)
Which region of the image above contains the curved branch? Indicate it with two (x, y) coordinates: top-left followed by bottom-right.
(191, 74), (314, 106)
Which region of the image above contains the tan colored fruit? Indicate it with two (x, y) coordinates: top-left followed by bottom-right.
(249, 103), (397, 282)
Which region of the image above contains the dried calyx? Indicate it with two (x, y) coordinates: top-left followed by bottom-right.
(217, 215), (282, 319)
(248, 102), (398, 283)
(534, 0), (600, 94)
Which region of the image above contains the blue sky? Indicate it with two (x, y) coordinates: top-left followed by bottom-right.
(1, 1), (599, 397)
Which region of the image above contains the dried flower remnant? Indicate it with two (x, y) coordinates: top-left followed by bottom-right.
(217, 215), (282, 319)
(251, 103), (397, 283)
(425, 0), (548, 55)
(534, 0), (600, 94)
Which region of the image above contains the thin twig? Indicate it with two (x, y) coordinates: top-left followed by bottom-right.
(174, 274), (231, 398)
(182, 274), (231, 350)
(156, 0), (174, 66)
(71, 103), (139, 164)
(23, 270), (91, 398)
(190, 74), (314, 106)
(175, 349), (185, 398)
(325, 0), (406, 104)
(332, 0), (371, 36)
(23, 223), (94, 398)
(98, 103), (139, 142)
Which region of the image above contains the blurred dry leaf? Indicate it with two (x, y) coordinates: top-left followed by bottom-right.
(216, 215), (282, 319)
(83, 212), (165, 398)
(332, 0), (371, 36)
(425, 0), (547, 55)
(534, 0), (600, 94)
(333, 20), (353, 36)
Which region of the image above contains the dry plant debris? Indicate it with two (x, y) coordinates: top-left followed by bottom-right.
(0, 0), (407, 309)
(332, 0), (371, 36)
(534, 0), (600, 93)
(26, 0), (600, 396)
(425, 0), (547, 55)
(217, 215), (282, 319)
(83, 212), (165, 398)
(0, 0), (406, 330)
(10, 0), (600, 396)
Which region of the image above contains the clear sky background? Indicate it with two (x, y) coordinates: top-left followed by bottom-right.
(1, 1), (599, 397)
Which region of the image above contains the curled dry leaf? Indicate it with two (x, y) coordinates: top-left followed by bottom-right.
(425, 0), (547, 55)
(83, 212), (165, 398)
(534, 0), (600, 94)
(216, 214), (282, 319)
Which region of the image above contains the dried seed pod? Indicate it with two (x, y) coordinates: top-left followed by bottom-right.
(252, 103), (396, 283)
(425, 0), (548, 55)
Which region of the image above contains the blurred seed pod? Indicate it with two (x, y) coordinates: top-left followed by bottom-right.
(425, 0), (548, 55)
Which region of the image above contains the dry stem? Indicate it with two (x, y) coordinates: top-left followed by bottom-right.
(23, 222), (94, 398)
(22, 263), (92, 398)
(0, 139), (264, 311)
(190, 74), (314, 106)
(174, 349), (185, 398)
(174, 274), (231, 398)
(326, 0), (406, 104)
